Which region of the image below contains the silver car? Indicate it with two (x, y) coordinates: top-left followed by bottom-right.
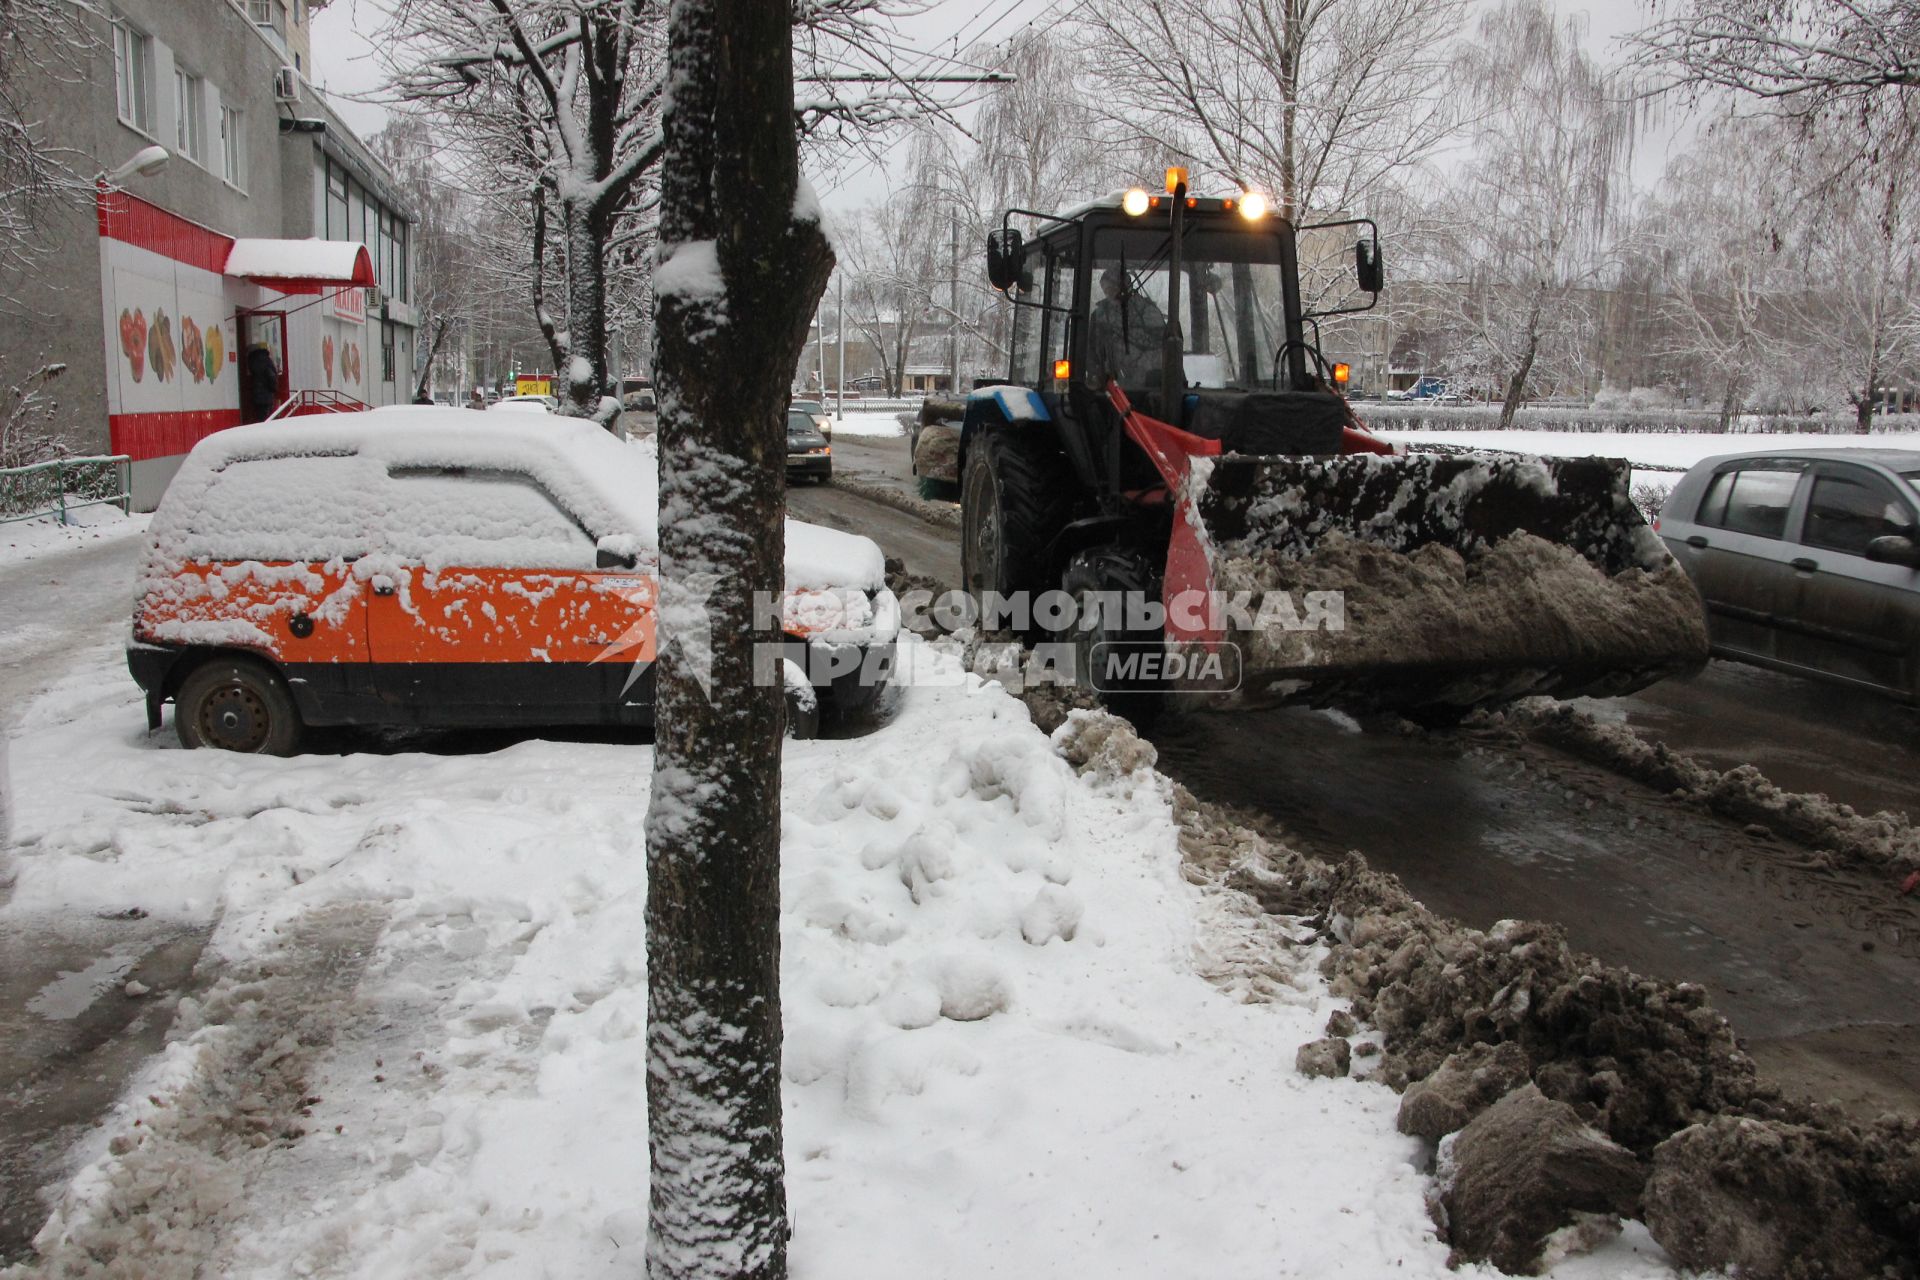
(1659, 447), (1920, 700)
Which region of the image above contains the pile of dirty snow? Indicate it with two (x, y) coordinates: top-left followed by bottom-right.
(1211, 532), (1707, 708)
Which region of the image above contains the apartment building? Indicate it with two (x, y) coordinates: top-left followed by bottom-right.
(1, 0), (418, 507)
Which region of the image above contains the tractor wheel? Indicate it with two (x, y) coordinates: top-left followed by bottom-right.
(175, 657), (304, 755)
(961, 427), (1072, 636)
(1063, 549), (1165, 732)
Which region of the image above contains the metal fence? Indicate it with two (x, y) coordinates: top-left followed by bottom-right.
(0, 455), (133, 525)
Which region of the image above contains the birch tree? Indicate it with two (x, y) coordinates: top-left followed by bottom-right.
(644, 0), (833, 1274)
(1629, 0), (1920, 141)
(1631, 118), (1794, 425)
(1417, 0), (1635, 424)
(1078, 0), (1468, 218)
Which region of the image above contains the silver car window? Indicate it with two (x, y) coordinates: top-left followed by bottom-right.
(1804, 472), (1913, 557)
(1704, 467), (1799, 540)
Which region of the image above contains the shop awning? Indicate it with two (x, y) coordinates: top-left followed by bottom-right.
(223, 239), (375, 295)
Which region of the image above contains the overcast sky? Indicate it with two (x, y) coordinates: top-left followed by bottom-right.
(307, 0), (1676, 213)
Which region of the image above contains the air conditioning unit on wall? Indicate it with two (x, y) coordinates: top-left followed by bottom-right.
(273, 66), (300, 103)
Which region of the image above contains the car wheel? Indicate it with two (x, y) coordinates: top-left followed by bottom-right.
(175, 657), (304, 755)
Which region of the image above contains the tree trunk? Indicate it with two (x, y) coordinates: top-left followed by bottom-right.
(562, 195), (614, 426)
(414, 317), (451, 402)
(644, 0), (833, 1272)
(1499, 290), (1545, 429)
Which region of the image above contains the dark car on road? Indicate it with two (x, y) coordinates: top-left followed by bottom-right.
(1658, 447), (1920, 701)
(786, 408), (832, 482)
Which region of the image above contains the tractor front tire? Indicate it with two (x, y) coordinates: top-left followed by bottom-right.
(175, 657), (304, 755)
(961, 427), (1072, 635)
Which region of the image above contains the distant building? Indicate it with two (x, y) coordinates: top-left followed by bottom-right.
(0, 0), (417, 507)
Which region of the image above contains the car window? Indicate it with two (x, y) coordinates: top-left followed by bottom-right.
(787, 411), (818, 434)
(182, 454), (387, 562)
(385, 468), (595, 568)
(1702, 467), (1800, 539)
(1695, 470), (1734, 527)
(1803, 471), (1914, 556)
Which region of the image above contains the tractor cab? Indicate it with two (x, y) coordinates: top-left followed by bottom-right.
(984, 173), (1384, 506)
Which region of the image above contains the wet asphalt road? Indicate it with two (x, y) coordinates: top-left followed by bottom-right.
(813, 424), (1920, 1120)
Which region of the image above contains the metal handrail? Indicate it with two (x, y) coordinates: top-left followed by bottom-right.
(0, 454), (133, 525)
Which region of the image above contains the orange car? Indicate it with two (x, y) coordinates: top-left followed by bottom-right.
(128, 410), (900, 752)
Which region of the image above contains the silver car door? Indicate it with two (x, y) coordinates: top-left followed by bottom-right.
(1777, 462), (1920, 693)
(1673, 460), (1807, 661)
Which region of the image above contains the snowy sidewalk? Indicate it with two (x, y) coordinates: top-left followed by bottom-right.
(2, 636), (1683, 1278)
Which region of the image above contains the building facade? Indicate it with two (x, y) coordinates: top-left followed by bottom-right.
(1, 0), (416, 507)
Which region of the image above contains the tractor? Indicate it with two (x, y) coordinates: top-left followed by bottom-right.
(918, 170), (1707, 720)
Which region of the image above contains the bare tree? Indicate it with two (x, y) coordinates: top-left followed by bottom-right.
(1078, 0), (1468, 219)
(1412, 0), (1636, 424)
(835, 188), (941, 395)
(372, 114), (480, 401)
(644, 0), (833, 1277)
(384, 0), (667, 425)
(1794, 166), (1920, 427)
(1630, 0), (1920, 139)
(1630, 117), (1795, 425)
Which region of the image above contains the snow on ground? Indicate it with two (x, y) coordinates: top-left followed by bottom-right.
(0, 506), (147, 569)
(2, 556), (1685, 1277)
(828, 409), (906, 438)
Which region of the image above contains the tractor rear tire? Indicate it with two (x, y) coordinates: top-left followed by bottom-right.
(961, 427), (1073, 637)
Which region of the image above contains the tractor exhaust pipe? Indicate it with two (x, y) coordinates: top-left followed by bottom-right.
(1161, 168), (1187, 418)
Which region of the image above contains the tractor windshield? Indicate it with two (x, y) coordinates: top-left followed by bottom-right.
(1089, 226), (1290, 390)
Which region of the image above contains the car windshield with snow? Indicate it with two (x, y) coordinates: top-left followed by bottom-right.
(127, 409), (898, 752)
(1658, 447), (1920, 700)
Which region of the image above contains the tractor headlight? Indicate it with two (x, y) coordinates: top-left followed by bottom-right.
(1121, 187), (1151, 217)
(1239, 191), (1269, 221)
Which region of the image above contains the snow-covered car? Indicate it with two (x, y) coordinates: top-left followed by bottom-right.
(490, 394), (558, 414)
(1659, 447), (1920, 701)
(126, 410), (899, 752)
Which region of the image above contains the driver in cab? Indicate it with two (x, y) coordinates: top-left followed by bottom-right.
(1087, 265), (1165, 388)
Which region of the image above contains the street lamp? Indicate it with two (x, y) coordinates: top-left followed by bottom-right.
(102, 144), (169, 186)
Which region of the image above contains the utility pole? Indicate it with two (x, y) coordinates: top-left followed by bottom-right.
(836, 272), (846, 417)
(948, 212), (961, 394)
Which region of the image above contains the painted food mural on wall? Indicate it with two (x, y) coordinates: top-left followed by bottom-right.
(107, 269), (236, 413)
(119, 309), (147, 383)
(323, 334), (335, 385)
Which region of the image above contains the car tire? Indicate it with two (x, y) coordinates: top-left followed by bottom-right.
(175, 657), (304, 755)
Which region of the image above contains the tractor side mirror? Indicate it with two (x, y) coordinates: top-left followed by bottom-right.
(986, 229), (1025, 292)
(1866, 534), (1920, 569)
(1356, 239), (1384, 294)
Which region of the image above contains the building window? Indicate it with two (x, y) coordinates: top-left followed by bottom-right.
(112, 19), (152, 134)
(326, 162), (348, 239)
(220, 105), (244, 188)
(381, 321), (396, 383)
(248, 0), (287, 37)
(175, 70), (204, 163)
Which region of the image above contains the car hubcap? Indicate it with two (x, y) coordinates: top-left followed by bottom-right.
(200, 683), (270, 752)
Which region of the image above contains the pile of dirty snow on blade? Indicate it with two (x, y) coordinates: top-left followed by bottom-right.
(1210, 531), (1708, 702)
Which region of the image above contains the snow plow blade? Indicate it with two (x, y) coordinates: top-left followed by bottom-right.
(1175, 452), (1710, 716)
